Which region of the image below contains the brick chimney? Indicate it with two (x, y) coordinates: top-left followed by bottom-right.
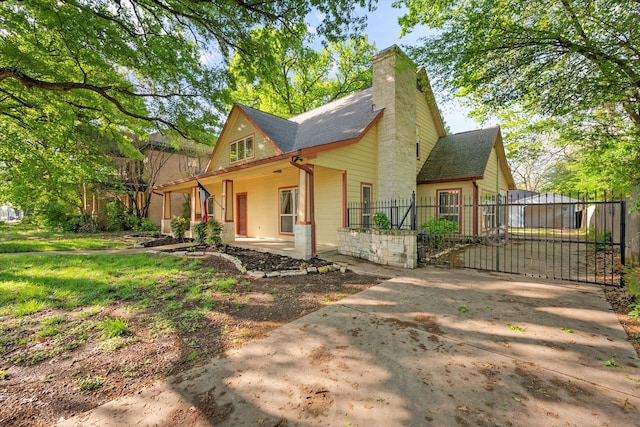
(372, 45), (417, 201)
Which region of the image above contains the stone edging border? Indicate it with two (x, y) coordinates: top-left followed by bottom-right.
(145, 249), (347, 278)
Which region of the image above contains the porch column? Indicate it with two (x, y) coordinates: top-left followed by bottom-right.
(161, 192), (172, 234)
(294, 168), (313, 259)
(188, 186), (198, 238)
(221, 180), (235, 243)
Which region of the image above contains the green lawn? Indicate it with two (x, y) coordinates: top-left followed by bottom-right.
(0, 253), (226, 366)
(0, 222), (141, 252)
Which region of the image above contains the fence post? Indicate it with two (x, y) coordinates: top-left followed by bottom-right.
(346, 207), (350, 228)
(411, 191), (417, 231)
(390, 199), (395, 229)
(621, 199), (626, 272)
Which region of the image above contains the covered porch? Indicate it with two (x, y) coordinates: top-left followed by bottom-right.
(156, 156), (323, 260)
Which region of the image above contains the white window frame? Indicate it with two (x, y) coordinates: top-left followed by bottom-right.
(206, 196), (215, 219)
(279, 187), (298, 234)
(437, 189), (461, 230)
(482, 192), (496, 231)
(230, 135), (254, 163)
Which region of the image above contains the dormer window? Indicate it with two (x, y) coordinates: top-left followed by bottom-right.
(230, 135), (254, 163)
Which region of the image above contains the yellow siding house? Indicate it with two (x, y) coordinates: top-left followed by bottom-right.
(155, 45), (516, 259)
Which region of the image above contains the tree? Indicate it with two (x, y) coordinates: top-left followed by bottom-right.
(1, 0), (375, 215)
(228, 28), (376, 117)
(121, 135), (211, 219)
(496, 110), (568, 192)
(397, 0), (640, 195)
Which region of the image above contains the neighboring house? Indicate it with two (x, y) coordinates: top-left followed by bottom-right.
(508, 192), (583, 229)
(87, 134), (211, 226)
(0, 205), (22, 221)
(155, 45), (516, 258)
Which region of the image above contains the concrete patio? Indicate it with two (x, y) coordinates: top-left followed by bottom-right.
(232, 237), (338, 260)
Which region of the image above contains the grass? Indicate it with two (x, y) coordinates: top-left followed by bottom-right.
(0, 222), (139, 253)
(507, 324), (526, 333)
(77, 375), (107, 391)
(0, 253), (236, 367)
(601, 354), (624, 368)
(99, 317), (131, 339)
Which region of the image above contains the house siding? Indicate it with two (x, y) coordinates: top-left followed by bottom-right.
(311, 125), (379, 207)
(415, 89), (440, 176)
(477, 147), (502, 196)
(314, 166), (343, 245)
(231, 168), (298, 240)
(208, 111), (279, 172)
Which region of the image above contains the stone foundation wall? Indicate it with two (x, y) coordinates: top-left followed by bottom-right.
(337, 228), (417, 269)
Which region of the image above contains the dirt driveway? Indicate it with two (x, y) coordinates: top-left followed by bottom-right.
(58, 267), (640, 426)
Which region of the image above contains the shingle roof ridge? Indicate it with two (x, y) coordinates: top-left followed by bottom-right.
(236, 103), (293, 122)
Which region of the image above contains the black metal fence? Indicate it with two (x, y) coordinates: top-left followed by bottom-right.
(346, 193), (417, 230)
(346, 192), (626, 286)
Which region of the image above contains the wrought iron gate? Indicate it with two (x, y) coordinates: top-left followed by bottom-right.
(417, 194), (625, 286)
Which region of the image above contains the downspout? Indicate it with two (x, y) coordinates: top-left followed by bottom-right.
(473, 180), (479, 236)
(289, 156), (317, 257)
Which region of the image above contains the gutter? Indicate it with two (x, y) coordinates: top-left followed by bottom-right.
(289, 156), (317, 258)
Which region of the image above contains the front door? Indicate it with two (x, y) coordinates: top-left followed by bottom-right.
(236, 193), (247, 236)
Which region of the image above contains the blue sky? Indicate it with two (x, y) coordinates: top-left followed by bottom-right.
(361, 1), (481, 134)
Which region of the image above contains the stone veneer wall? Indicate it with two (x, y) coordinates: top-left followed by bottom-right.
(337, 228), (417, 269)
(373, 45), (417, 201)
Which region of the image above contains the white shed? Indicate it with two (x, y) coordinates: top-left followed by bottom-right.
(509, 193), (582, 229)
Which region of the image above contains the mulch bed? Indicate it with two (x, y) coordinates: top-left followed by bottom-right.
(142, 236), (333, 272)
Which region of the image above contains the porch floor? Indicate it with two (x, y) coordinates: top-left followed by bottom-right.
(231, 237), (337, 260)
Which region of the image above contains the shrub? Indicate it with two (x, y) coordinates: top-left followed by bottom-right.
(170, 216), (190, 240)
(420, 217), (459, 250)
(206, 219), (223, 246)
(105, 200), (129, 231)
(137, 217), (158, 232)
(625, 268), (640, 298)
(36, 202), (80, 231)
(193, 221), (208, 244)
(373, 211), (391, 230)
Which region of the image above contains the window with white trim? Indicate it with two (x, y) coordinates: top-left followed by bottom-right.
(230, 136), (254, 163)
(482, 192), (496, 231)
(279, 188), (298, 234)
(206, 196), (215, 219)
(437, 190), (460, 228)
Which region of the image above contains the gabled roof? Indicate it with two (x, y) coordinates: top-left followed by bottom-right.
(417, 126), (501, 183)
(236, 88), (382, 153)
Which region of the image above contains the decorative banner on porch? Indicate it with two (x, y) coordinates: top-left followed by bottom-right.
(197, 181), (210, 222)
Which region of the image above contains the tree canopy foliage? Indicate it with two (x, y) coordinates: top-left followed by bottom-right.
(397, 0), (640, 195)
(0, 0), (374, 217)
(228, 27), (375, 117)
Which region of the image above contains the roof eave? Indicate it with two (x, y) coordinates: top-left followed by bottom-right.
(417, 175), (483, 185)
(154, 152), (293, 191)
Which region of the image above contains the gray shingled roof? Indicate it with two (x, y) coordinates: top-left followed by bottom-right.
(417, 126), (499, 183)
(236, 88), (381, 153)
